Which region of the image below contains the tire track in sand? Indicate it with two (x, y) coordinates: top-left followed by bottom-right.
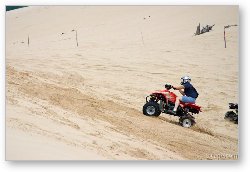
(6, 66), (238, 160)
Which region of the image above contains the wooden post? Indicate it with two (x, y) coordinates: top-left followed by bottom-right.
(75, 30), (78, 47)
(224, 27), (226, 48)
(195, 23), (200, 35)
(28, 35), (29, 47)
(71, 29), (78, 47)
(224, 24), (237, 48)
(141, 32), (145, 46)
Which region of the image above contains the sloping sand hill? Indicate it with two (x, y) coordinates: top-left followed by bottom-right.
(6, 6), (238, 160)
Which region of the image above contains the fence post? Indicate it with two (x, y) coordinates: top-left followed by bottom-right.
(71, 29), (78, 47)
(224, 27), (226, 48)
(75, 30), (78, 47)
(28, 35), (29, 47)
(224, 24), (238, 48)
(141, 32), (145, 46)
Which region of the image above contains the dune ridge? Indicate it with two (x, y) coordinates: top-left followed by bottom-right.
(6, 6), (238, 160)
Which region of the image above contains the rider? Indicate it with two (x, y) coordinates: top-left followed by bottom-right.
(170, 76), (199, 115)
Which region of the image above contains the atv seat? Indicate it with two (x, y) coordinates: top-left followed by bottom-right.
(180, 102), (201, 111)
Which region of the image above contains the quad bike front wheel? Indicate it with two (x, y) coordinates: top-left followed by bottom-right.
(143, 101), (161, 117)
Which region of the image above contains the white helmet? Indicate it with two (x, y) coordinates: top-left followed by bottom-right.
(181, 76), (191, 84)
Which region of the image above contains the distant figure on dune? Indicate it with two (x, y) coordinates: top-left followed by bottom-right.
(195, 23), (215, 35)
(200, 25), (212, 34)
(195, 23), (201, 35)
(143, 16), (151, 20)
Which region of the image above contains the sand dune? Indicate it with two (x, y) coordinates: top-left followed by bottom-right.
(6, 6), (238, 160)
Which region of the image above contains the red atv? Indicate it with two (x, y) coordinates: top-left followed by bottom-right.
(143, 84), (202, 127)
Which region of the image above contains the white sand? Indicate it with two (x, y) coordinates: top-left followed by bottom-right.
(6, 6), (238, 160)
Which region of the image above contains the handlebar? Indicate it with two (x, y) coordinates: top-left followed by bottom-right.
(165, 84), (176, 90)
(165, 84), (172, 90)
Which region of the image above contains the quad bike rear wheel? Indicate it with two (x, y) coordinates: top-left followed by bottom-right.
(143, 101), (161, 117)
(181, 118), (192, 128)
(224, 111), (238, 124)
(179, 115), (195, 128)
